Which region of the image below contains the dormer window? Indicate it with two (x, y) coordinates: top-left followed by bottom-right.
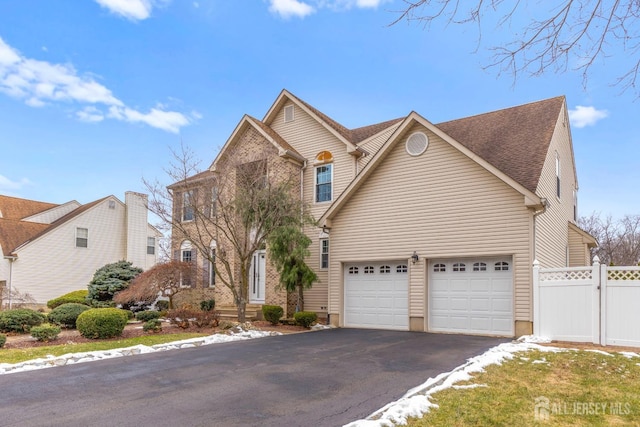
(315, 151), (333, 203)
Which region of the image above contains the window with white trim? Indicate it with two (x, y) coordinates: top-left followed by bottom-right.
(209, 248), (216, 287)
(147, 237), (156, 255)
(396, 264), (408, 273)
(181, 241), (193, 287)
(76, 227), (88, 248)
(380, 265), (391, 274)
(473, 262), (486, 271)
(364, 266), (375, 274)
(320, 238), (329, 269)
(182, 190), (195, 222)
(315, 164), (332, 203)
(453, 262), (466, 272)
(573, 189), (578, 222)
(433, 263), (446, 272)
(348, 266), (359, 274)
(495, 262), (509, 271)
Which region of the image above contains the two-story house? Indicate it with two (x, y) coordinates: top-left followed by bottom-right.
(170, 90), (595, 337)
(0, 191), (160, 306)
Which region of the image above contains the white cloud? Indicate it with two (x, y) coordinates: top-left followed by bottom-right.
(108, 105), (194, 134)
(568, 105), (609, 128)
(77, 106), (105, 123)
(0, 36), (195, 133)
(95, 0), (153, 21)
(0, 175), (31, 192)
(269, 0), (315, 19)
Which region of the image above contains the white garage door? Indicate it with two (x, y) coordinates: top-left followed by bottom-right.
(429, 258), (513, 336)
(344, 261), (409, 330)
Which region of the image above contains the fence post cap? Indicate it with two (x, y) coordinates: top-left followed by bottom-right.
(593, 255), (600, 264)
(533, 259), (540, 267)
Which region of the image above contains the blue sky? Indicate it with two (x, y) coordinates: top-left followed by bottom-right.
(0, 0), (637, 221)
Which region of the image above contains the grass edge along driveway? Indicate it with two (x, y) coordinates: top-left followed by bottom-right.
(346, 341), (640, 427)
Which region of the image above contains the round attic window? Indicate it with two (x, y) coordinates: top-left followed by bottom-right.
(406, 132), (429, 156)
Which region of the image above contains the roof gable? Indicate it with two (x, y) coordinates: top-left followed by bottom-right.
(321, 96), (565, 223)
(436, 96), (565, 193)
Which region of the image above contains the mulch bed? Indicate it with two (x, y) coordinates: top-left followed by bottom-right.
(2, 320), (309, 350)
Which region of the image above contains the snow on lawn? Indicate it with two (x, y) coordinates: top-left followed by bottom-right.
(344, 337), (567, 427)
(0, 328), (280, 376)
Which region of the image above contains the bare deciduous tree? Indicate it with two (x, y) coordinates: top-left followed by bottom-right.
(113, 260), (197, 310)
(144, 144), (306, 322)
(579, 212), (640, 265)
(393, 1), (640, 94)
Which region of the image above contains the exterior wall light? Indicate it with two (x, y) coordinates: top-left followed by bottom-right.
(411, 251), (419, 264)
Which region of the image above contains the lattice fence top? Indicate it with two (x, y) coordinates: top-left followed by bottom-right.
(608, 268), (640, 281)
(539, 269), (592, 282)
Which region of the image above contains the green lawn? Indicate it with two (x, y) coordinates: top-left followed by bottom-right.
(0, 333), (207, 365)
(406, 348), (640, 426)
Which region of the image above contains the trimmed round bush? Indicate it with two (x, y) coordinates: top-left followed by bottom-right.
(0, 334), (6, 348)
(262, 305), (284, 325)
(47, 290), (89, 309)
(0, 308), (46, 333)
(76, 308), (129, 339)
(136, 310), (162, 322)
(30, 324), (61, 342)
(48, 303), (91, 328)
(294, 311), (318, 328)
(143, 319), (162, 333)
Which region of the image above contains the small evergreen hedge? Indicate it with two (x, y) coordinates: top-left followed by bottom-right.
(47, 290), (89, 309)
(262, 305), (284, 325)
(155, 300), (169, 311)
(30, 324), (61, 342)
(0, 334), (6, 348)
(294, 311), (318, 328)
(0, 308), (46, 333)
(47, 303), (91, 328)
(135, 310), (162, 322)
(143, 319), (163, 333)
(76, 308), (129, 339)
(200, 299), (216, 312)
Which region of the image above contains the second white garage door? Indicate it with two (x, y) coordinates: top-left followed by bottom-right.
(344, 261), (409, 330)
(429, 258), (514, 336)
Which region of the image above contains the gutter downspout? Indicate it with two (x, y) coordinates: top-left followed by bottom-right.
(4, 255), (17, 309)
(300, 160), (307, 221)
(532, 198), (548, 263)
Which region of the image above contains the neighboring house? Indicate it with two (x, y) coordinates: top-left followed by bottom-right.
(170, 89), (595, 337)
(0, 192), (160, 306)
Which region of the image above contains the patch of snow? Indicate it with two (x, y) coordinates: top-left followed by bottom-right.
(0, 329), (280, 376)
(452, 384), (487, 390)
(531, 359), (548, 365)
(621, 352), (640, 359)
(311, 324), (334, 331)
(344, 341), (566, 427)
(517, 335), (552, 344)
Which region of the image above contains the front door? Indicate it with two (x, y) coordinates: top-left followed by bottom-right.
(249, 250), (266, 304)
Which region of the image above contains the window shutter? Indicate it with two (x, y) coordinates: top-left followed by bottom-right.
(173, 250), (179, 261)
(202, 257), (210, 288)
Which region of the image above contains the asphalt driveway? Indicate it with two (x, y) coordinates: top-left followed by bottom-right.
(0, 329), (508, 427)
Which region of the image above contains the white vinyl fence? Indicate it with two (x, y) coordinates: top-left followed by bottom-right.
(533, 257), (640, 348)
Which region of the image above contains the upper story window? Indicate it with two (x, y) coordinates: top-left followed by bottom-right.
(182, 190), (195, 222)
(76, 227), (88, 248)
(573, 189), (577, 222)
(315, 151), (333, 203)
(147, 237), (156, 255)
(555, 152), (561, 199)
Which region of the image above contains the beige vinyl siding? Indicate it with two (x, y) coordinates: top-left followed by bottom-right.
(534, 105), (577, 268)
(271, 104), (356, 314)
(328, 123), (533, 323)
(11, 200), (128, 304)
(357, 124), (401, 171)
(568, 225), (591, 267)
(125, 192), (152, 269)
